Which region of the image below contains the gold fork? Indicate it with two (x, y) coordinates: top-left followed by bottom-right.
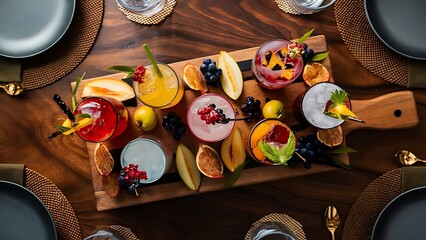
(324, 205), (340, 240)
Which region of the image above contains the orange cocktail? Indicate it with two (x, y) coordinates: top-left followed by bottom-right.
(246, 119), (295, 165)
(134, 63), (184, 109)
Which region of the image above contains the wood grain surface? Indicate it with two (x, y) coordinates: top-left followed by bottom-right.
(1, 0), (425, 239)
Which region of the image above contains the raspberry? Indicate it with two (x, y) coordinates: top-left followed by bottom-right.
(132, 65), (146, 83)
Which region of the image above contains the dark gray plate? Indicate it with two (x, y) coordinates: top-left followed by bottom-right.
(372, 186), (426, 240)
(365, 0), (426, 60)
(0, 181), (57, 240)
(0, 0), (75, 58)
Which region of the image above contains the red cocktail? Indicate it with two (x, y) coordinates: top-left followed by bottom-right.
(74, 97), (129, 142)
(252, 39), (303, 89)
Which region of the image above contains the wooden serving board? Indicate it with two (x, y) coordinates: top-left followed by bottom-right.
(71, 35), (419, 211)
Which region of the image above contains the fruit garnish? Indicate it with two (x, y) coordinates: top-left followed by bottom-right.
(324, 89), (357, 120)
(162, 111), (187, 140)
(80, 78), (136, 102)
(200, 58), (222, 87)
(317, 125), (344, 147)
(196, 144), (224, 178)
(132, 65), (146, 83)
(94, 143), (115, 176)
(221, 127), (246, 172)
(176, 143), (201, 191)
(102, 172), (120, 197)
(118, 164), (148, 196)
(143, 43), (163, 78)
(303, 62), (330, 86)
(183, 63), (208, 94)
(62, 117), (93, 135)
(258, 124), (295, 165)
(217, 51), (243, 100)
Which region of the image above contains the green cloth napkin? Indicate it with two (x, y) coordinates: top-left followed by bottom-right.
(0, 164), (25, 186)
(408, 60), (426, 88)
(0, 57), (21, 83)
(402, 166), (426, 191)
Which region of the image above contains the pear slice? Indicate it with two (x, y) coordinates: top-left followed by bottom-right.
(221, 127), (246, 172)
(81, 78), (135, 102)
(176, 143), (201, 191)
(217, 51), (243, 100)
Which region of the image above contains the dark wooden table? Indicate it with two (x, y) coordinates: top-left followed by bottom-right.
(1, 0), (425, 239)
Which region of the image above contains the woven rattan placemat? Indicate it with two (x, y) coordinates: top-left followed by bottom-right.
(335, 0), (408, 87)
(21, 0), (103, 90)
(341, 168), (402, 239)
(25, 168), (82, 240)
(245, 213), (307, 240)
(117, 0), (176, 25)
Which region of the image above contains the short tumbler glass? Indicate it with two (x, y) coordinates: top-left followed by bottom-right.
(286, 0), (336, 14)
(117, 0), (166, 16)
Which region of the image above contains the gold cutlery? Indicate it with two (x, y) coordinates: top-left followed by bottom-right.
(0, 82), (23, 95)
(324, 205), (340, 240)
(395, 150), (426, 165)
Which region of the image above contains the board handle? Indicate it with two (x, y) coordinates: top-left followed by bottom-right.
(343, 91), (419, 134)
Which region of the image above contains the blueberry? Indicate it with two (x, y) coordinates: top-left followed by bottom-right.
(204, 72), (212, 81)
(246, 96), (254, 103)
(207, 63), (217, 72)
(301, 43), (308, 50)
(300, 148), (308, 156)
(209, 74), (218, 83)
(215, 68), (222, 77)
(53, 94), (61, 102)
(177, 126), (186, 135)
(304, 48), (314, 59)
(200, 63), (208, 74)
(296, 142), (303, 149)
(203, 58), (212, 65)
(167, 111), (176, 118)
(306, 142), (313, 150)
(162, 116), (169, 123)
(307, 150), (315, 159)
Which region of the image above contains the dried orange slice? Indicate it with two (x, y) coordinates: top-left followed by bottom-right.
(94, 143), (114, 176)
(303, 62), (330, 86)
(317, 125), (344, 147)
(102, 172), (120, 197)
(183, 63), (208, 94)
(196, 144), (224, 178)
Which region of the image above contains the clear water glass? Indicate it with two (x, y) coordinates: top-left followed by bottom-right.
(287, 0), (336, 14)
(117, 0), (166, 16)
(248, 221), (296, 240)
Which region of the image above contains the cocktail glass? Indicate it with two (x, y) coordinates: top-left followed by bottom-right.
(286, 0), (336, 14)
(133, 63), (184, 109)
(186, 93), (235, 143)
(120, 135), (172, 184)
(73, 97), (129, 143)
(252, 39), (304, 90)
(116, 0), (166, 17)
(297, 82), (351, 129)
(246, 119), (295, 165)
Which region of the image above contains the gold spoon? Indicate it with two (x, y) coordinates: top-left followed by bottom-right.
(0, 82), (23, 95)
(324, 205), (340, 240)
(395, 150), (426, 165)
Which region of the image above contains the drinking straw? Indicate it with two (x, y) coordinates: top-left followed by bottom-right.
(143, 44), (163, 78)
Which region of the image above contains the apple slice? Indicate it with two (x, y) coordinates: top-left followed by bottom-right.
(81, 78), (135, 102)
(221, 127), (246, 172)
(176, 143), (201, 191)
(217, 51), (243, 100)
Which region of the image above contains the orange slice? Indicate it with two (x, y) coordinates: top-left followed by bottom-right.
(183, 63), (208, 94)
(303, 62), (330, 86)
(94, 143), (114, 176)
(102, 172), (120, 197)
(196, 144), (224, 178)
(317, 125), (344, 147)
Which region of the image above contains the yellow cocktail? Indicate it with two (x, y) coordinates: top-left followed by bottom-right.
(134, 63), (184, 109)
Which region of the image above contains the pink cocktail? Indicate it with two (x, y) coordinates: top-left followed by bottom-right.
(252, 39), (303, 89)
(74, 97), (129, 142)
(186, 93), (235, 143)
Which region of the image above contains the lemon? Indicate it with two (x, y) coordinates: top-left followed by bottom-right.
(133, 106), (158, 131)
